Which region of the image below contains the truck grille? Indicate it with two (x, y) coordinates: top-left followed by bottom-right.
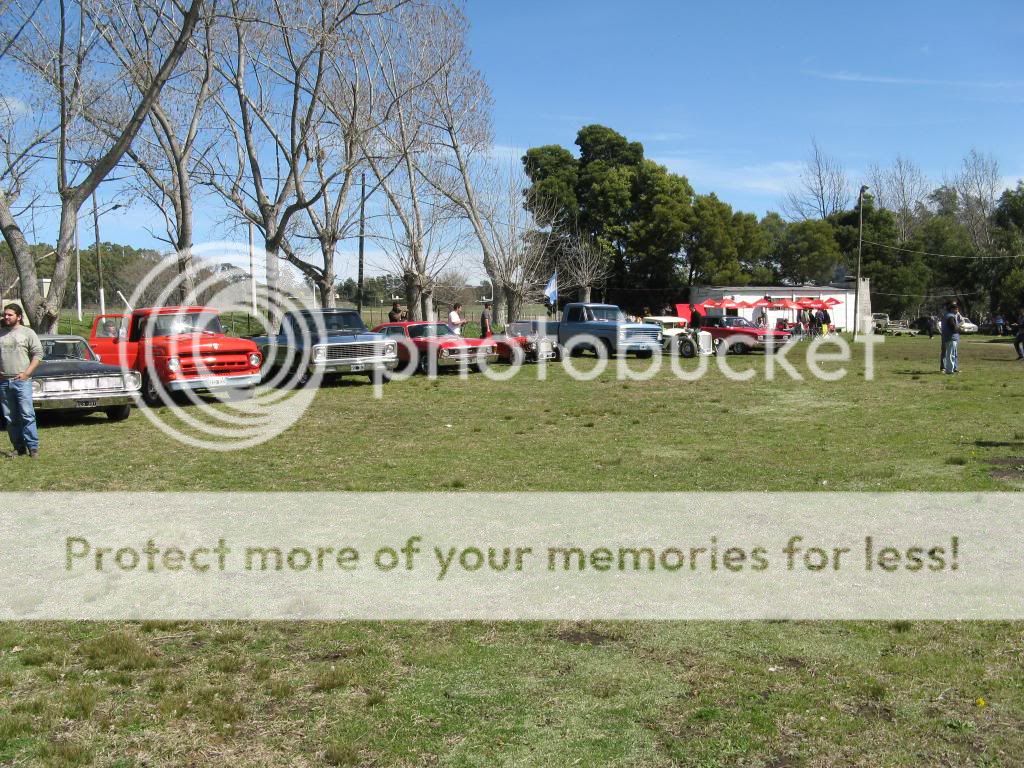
(624, 328), (660, 342)
(179, 355), (252, 376)
(325, 342), (386, 360)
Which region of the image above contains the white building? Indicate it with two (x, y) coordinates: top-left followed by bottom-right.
(688, 280), (871, 333)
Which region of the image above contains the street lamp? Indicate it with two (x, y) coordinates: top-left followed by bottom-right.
(91, 193), (123, 316)
(853, 184), (868, 338)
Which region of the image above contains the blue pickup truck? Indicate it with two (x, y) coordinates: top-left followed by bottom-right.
(252, 309), (398, 385)
(554, 302), (662, 357)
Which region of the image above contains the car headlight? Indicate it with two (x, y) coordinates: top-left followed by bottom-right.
(526, 341), (537, 351)
(384, 342), (397, 355)
(312, 346), (326, 362)
(757, 335), (767, 342)
(166, 357), (181, 372)
(125, 371), (142, 391)
(31, 380), (42, 396)
(440, 348), (450, 359)
(248, 352), (261, 367)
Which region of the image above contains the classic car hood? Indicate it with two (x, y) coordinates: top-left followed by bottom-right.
(151, 334), (257, 354)
(37, 360), (126, 377)
(425, 337), (493, 348)
(311, 331), (383, 343)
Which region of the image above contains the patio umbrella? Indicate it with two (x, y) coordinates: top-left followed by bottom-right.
(701, 298), (724, 308)
(717, 297), (742, 310)
(734, 300), (755, 309)
(773, 299), (801, 309)
(751, 298), (773, 308)
(823, 297), (842, 307)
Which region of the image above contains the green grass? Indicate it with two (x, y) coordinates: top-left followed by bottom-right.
(2, 334), (1023, 765)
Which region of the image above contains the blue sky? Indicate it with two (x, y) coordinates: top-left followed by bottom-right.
(469, 0), (1023, 214)
(58, 0), (1024, 283)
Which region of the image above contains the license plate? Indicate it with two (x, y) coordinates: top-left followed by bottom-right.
(350, 363), (365, 372)
(75, 399), (98, 408)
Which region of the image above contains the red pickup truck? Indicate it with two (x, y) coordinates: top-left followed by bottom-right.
(89, 307), (262, 405)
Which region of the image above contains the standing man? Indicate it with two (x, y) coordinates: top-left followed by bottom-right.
(388, 301), (403, 323)
(448, 303), (467, 336)
(941, 301), (961, 375)
(0, 304), (43, 458)
(479, 302), (493, 338)
(1013, 307), (1024, 360)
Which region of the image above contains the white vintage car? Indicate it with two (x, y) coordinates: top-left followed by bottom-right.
(642, 316), (714, 358)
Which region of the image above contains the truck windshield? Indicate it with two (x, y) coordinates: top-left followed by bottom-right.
(149, 312), (223, 337)
(587, 307), (626, 322)
(296, 312), (367, 333)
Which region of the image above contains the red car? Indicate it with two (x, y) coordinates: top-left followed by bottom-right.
(371, 321), (498, 373)
(90, 307), (262, 405)
(698, 316), (792, 354)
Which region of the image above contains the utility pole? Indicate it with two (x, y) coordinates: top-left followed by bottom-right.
(248, 221), (257, 317)
(92, 193), (105, 316)
(74, 221), (82, 321)
(357, 172), (366, 314)
(853, 185), (868, 338)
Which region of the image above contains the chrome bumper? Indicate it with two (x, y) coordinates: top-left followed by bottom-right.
(311, 355), (399, 374)
(167, 373), (262, 392)
(34, 392), (136, 410)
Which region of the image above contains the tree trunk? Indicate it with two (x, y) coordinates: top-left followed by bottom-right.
(582, 284), (592, 303)
(421, 287), (436, 322)
(175, 173), (196, 304)
(503, 286), (522, 327)
(318, 276), (336, 308)
(403, 271), (422, 321)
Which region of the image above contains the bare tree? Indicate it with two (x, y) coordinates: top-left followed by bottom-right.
(468, 163), (556, 323)
(951, 148), (1001, 253)
(782, 138), (849, 221)
(561, 231), (612, 303)
(85, 3), (224, 302)
(208, 0), (389, 311)
(355, 4), (465, 321)
(0, 0), (203, 330)
(411, 1), (511, 322)
(867, 155), (930, 242)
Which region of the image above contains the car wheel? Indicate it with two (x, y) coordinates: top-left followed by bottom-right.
(729, 342), (748, 355)
(678, 338), (696, 358)
(141, 372), (163, 407)
(105, 405), (131, 421)
(636, 349), (653, 359)
(416, 353), (430, 374)
(599, 338), (614, 359)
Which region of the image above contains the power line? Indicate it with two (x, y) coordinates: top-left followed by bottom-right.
(862, 238), (1020, 260)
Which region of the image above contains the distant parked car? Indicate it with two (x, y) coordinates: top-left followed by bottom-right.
(371, 321), (497, 373)
(495, 320), (561, 363)
(700, 316), (792, 354)
(32, 335), (141, 421)
(959, 318), (979, 334)
(642, 316), (714, 358)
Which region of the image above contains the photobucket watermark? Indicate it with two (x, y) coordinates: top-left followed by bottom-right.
(406, 331), (883, 385)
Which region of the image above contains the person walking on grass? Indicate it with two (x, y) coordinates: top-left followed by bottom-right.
(448, 303), (467, 336)
(0, 304), (43, 458)
(941, 301), (962, 375)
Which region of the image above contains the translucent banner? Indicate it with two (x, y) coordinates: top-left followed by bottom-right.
(1, 493), (1020, 619)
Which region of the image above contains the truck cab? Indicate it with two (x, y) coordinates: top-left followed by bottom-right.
(89, 306), (262, 405)
(557, 303), (662, 357)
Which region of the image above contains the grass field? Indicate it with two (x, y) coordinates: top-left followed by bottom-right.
(2, 333), (1023, 766)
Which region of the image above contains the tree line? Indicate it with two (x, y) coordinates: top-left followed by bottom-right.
(524, 127), (1024, 319)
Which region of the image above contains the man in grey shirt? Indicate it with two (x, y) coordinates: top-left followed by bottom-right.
(0, 304), (43, 457)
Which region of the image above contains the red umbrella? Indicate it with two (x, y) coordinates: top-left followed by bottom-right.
(823, 297), (842, 307)
(735, 300), (755, 309)
(717, 297), (742, 309)
(701, 298), (724, 308)
(773, 299), (801, 309)
(751, 297), (773, 308)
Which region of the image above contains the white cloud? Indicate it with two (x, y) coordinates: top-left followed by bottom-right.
(654, 155), (804, 197)
(804, 70), (1024, 89)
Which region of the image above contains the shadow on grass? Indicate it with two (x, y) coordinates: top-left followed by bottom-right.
(975, 441), (1024, 448)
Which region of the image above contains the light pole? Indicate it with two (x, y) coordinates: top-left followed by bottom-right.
(853, 184), (868, 338)
(91, 193), (122, 316)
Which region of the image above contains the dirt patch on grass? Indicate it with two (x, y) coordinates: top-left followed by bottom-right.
(554, 625), (617, 646)
(988, 457), (1024, 485)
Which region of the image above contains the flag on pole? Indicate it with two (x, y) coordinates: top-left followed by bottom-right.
(543, 270), (558, 305)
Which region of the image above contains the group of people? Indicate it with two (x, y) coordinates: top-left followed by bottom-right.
(388, 301), (494, 339)
(790, 308), (833, 337)
(0, 304), (42, 459)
